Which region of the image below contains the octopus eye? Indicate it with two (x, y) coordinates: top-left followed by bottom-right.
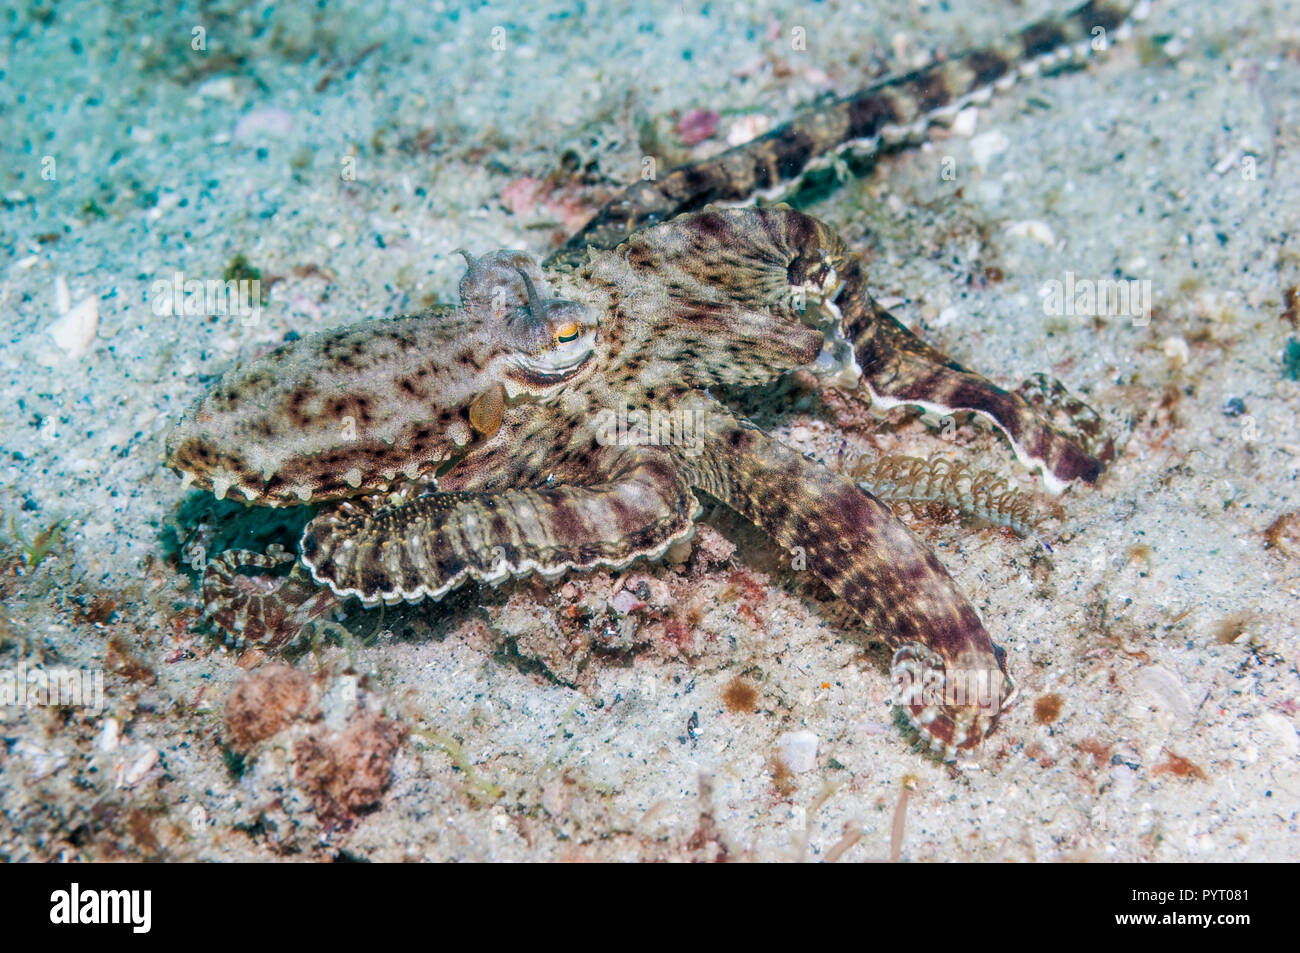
(500, 268), (597, 383)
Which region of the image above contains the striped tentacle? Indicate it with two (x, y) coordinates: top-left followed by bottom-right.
(300, 447), (699, 607)
(843, 293), (1108, 492)
(546, 0), (1146, 269)
(684, 398), (1013, 758)
(201, 547), (342, 650)
(815, 245), (1108, 491)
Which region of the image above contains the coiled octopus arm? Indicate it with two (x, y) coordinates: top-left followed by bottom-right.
(201, 547), (342, 651)
(827, 250), (1112, 492)
(298, 445), (698, 607)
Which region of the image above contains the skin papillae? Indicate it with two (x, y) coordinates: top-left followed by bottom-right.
(166, 0), (1139, 758)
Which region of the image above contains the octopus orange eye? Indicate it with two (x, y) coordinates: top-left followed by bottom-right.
(555, 322), (581, 344)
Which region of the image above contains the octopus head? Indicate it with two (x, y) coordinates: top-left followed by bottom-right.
(458, 249), (598, 392)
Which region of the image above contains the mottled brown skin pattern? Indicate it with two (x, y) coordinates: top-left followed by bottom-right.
(167, 0), (1142, 758)
(679, 397), (1014, 751)
(166, 251), (598, 505)
(172, 207), (1090, 756)
(295, 209), (837, 608)
(167, 307), (488, 504)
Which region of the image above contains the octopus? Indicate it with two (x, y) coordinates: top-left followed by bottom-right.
(165, 0), (1138, 758)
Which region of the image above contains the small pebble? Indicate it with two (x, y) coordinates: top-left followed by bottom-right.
(1133, 665), (1193, 724)
(122, 747), (159, 787)
(196, 76), (238, 100)
(1162, 336), (1190, 367)
(775, 730), (819, 773)
(950, 106), (979, 137)
(727, 113), (772, 147)
(1004, 219), (1055, 247)
(234, 106), (295, 141)
(610, 589), (646, 615)
(46, 276), (99, 359)
(98, 717), (120, 753)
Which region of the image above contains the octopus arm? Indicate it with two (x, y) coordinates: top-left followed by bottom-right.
(827, 251), (1109, 492)
(201, 548), (342, 651)
(682, 396), (1012, 757)
(300, 446), (699, 607)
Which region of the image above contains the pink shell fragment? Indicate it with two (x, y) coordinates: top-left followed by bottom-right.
(676, 109), (720, 146)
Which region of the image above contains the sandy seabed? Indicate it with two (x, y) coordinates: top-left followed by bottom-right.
(1, 0), (1297, 861)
